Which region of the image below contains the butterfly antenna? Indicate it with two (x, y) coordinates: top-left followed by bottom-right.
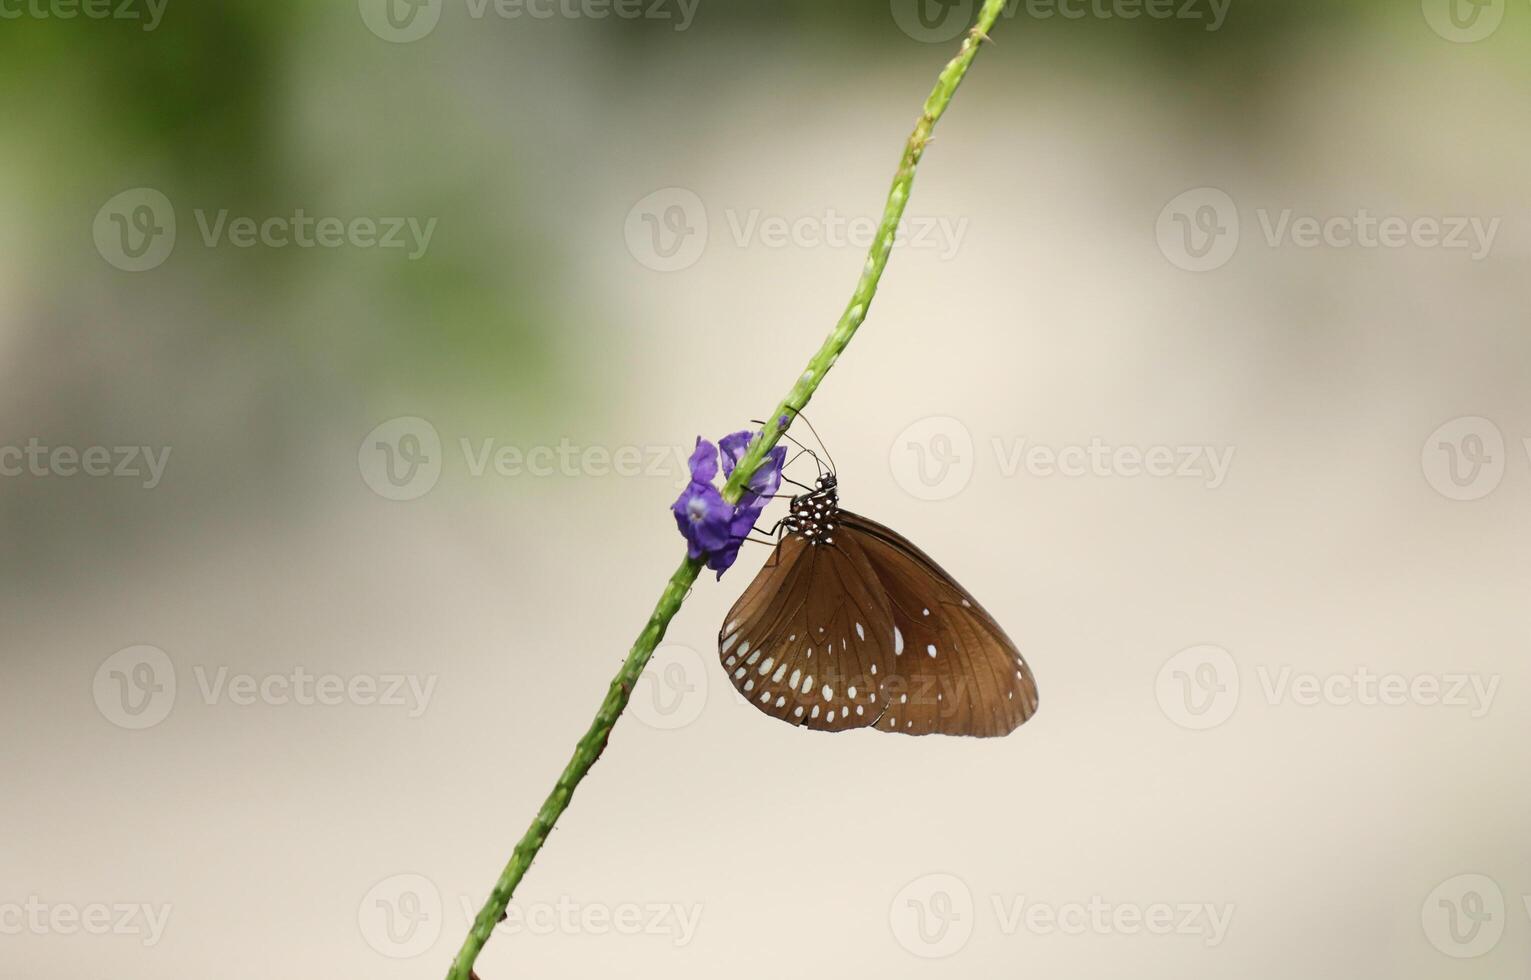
(784, 407), (837, 476)
(752, 421), (826, 478)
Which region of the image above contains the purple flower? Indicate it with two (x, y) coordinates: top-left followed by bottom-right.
(671, 439), (732, 561)
(672, 430), (787, 578)
(719, 431), (786, 499)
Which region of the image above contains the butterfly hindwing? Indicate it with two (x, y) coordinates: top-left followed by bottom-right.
(720, 532), (898, 731)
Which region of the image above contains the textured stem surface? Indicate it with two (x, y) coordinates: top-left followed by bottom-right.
(446, 6), (1008, 977)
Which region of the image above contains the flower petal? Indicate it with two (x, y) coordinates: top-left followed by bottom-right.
(687, 438), (718, 484)
(718, 430), (754, 477)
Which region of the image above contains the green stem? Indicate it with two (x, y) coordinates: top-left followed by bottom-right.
(446, 7), (1007, 977)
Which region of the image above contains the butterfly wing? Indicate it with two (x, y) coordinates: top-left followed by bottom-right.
(719, 532), (898, 731)
(838, 511), (1039, 738)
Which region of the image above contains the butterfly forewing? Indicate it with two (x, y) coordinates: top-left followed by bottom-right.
(838, 512), (1040, 738)
(720, 532), (898, 731)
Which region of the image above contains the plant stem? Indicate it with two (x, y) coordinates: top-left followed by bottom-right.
(446, 7), (1008, 977)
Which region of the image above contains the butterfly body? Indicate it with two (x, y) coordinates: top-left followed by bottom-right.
(720, 473), (1039, 738)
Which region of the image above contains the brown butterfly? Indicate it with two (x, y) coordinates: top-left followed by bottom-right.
(719, 469), (1039, 738)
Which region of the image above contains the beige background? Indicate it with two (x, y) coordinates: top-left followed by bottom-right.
(3, 2), (1528, 978)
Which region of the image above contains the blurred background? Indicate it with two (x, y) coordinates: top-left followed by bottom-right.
(3, 0), (1529, 977)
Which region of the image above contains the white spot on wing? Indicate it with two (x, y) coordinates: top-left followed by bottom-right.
(893, 627), (904, 656)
